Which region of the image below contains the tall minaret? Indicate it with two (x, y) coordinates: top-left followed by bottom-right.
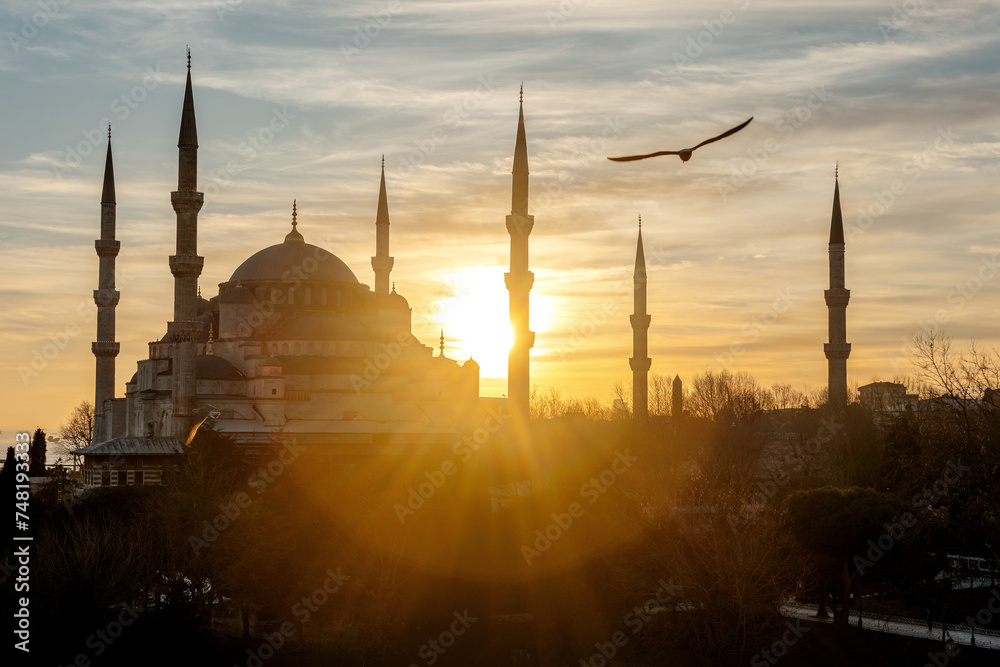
(92, 126), (121, 445)
(168, 49), (205, 438)
(824, 167), (850, 411)
(371, 156), (394, 294)
(505, 85), (534, 418)
(630, 216), (651, 420)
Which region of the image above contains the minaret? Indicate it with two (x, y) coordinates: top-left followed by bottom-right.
(630, 216), (651, 420)
(371, 155), (394, 294)
(92, 126), (121, 444)
(672, 375), (683, 420)
(168, 49), (205, 438)
(824, 166), (850, 411)
(505, 85), (534, 418)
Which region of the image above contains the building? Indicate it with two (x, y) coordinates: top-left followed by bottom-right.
(75, 56), (529, 487)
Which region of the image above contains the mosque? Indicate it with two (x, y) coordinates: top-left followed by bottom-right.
(76, 56), (519, 487)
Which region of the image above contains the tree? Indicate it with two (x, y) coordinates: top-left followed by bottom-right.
(786, 486), (902, 631)
(57, 400), (94, 470)
(29, 428), (47, 477)
(688, 369), (774, 424)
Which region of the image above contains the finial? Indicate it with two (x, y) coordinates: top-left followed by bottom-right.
(107, 123), (112, 140)
(236, 278), (243, 288)
(638, 213), (641, 230)
(439, 329), (445, 356)
(381, 154), (385, 169)
(519, 83), (523, 104)
(207, 324), (214, 355)
(292, 199), (297, 227)
(198, 286), (202, 298)
(835, 162), (839, 179)
(187, 46), (191, 70)
(391, 281), (396, 294)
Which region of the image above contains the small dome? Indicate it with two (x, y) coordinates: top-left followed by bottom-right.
(196, 355), (244, 380)
(221, 282), (255, 304)
(262, 356), (282, 366)
(463, 358), (480, 370)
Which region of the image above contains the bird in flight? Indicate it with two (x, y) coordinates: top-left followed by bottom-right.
(608, 116), (753, 163)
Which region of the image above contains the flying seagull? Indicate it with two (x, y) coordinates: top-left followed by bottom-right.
(608, 116), (753, 163)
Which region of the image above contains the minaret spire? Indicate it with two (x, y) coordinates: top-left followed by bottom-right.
(92, 127), (121, 444)
(630, 215), (650, 420)
(371, 156), (394, 294)
(505, 86), (535, 419)
(168, 50), (205, 438)
(824, 167), (850, 412)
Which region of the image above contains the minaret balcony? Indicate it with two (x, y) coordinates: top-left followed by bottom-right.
(630, 314), (651, 328)
(824, 342), (852, 359)
(504, 270), (535, 292)
(167, 320), (204, 343)
(505, 213), (534, 237)
(92, 341), (121, 357)
(170, 190), (204, 212)
(93, 288), (121, 307)
(824, 288), (850, 308)
(169, 254), (205, 278)
(629, 357), (651, 372)
(94, 239), (121, 257)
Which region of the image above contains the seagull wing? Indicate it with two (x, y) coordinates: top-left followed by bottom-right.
(607, 150), (682, 162)
(690, 116), (753, 151)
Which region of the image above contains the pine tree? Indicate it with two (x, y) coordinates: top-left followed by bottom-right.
(28, 427), (47, 477)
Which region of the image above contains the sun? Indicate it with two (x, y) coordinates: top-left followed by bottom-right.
(435, 267), (552, 379)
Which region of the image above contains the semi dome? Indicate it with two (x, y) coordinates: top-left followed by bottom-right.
(196, 354), (244, 380)
(229, 240), (358, 284)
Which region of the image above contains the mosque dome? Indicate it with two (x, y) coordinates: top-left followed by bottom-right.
(229, 239), (358, 284)
(228, 204), (359, 284)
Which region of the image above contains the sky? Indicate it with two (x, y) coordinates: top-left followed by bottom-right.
(2, 0), (999, 435)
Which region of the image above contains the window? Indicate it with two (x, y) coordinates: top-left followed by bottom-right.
(272, 388), (277, 395)
(117, 470), (127, 486)
(101, 471), (111, 486)
(134, 471), (144, 485)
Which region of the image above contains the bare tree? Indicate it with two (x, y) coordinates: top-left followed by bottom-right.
(649, 373), (672, 416)
(57, 400), (94, 471)
(688, 370), (774, 424)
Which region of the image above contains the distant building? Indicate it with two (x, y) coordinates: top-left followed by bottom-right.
(77, 56), (525, 487)
(858, 381), (918, 412)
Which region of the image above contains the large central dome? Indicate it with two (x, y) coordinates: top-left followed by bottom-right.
(229, 221), (359, 284)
